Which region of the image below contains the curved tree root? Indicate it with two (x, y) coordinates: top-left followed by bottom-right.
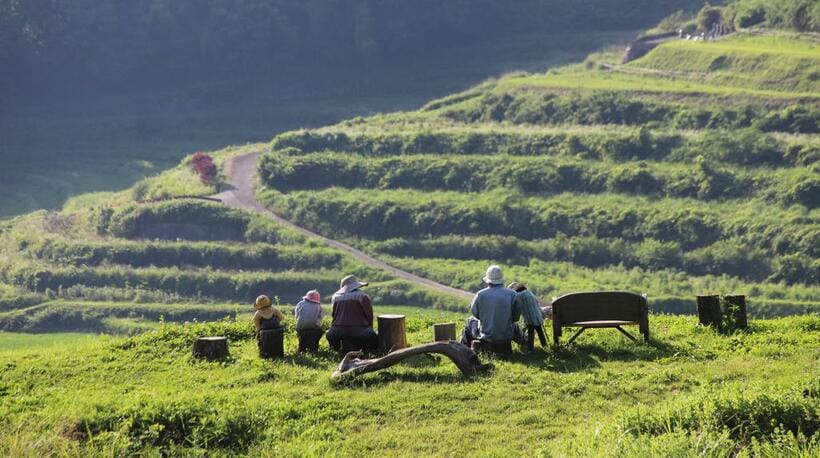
(332, 341), (491, 379)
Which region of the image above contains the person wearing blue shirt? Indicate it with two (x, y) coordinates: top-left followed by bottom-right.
(460, 265), (520, 345)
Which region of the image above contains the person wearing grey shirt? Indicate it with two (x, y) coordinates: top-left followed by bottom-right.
(295, 289), (324, 331)
(294, 290), (324, 352)
(461, 265), (520, 345)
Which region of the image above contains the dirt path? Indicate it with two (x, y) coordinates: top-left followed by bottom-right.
(212, 151), (474, 300)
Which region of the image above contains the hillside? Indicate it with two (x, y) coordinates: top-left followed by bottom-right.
(0, 9), (818, 456)
(0, 0), (703, 220)
(0, 28), (817, 331)
(257, 30), (819, 316)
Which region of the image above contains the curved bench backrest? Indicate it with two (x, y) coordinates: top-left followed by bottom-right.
(552, 291), (646, 324)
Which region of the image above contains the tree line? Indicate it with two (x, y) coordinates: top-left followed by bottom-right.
(0, 0), (699, 100)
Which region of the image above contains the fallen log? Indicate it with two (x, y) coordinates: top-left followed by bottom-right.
(332, 341), (491, 379)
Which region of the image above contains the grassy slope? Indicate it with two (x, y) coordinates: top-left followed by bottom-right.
(0, 311), (817, 455)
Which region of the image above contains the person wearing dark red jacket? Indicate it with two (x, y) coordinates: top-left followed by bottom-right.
(326, 275), (378, 351)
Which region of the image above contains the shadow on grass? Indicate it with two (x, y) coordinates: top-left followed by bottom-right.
(334, 369), (485, 387)
(493, 336), (682, 373)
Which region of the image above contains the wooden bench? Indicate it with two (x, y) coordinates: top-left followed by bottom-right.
(551, 291), (649, 347)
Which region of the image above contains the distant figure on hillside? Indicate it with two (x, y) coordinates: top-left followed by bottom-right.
(327, 275), (378, 352)
(508, 282), (547, 353)
(460, 265), (520, 346)
(294, 289), (325, 351)
(253, 295), (284, 332)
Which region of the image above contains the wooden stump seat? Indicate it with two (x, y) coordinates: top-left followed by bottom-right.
(297, 329), (324, 352)
(470, 339), (512, 355)
(433, 322), (457, 342)
(193, 336), (229, 360)
(258, 328), (285, 359)
(377, 314), (407, 354)
(552, 291), (649, 348)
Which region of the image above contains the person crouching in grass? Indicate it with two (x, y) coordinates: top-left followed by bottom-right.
(294, 289), (325, 352)
(253, 295), (284, 333)
(508, 282), (547, 353)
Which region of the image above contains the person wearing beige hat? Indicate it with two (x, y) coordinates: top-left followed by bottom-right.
(252, 295), (284, 332)
(460, 265), (520, 346)
(326, 275), (378, 352)
(508, 282), (547, 353)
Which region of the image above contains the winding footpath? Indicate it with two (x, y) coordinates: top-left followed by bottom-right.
(212, 151), (474, 300)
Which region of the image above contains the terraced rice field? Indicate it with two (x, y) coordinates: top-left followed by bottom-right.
(257, 31), (819, 317)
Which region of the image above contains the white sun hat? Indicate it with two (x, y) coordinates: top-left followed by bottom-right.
(482, 265), (505, 285)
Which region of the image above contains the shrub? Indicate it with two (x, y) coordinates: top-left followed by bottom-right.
(696, 5), (724, 31)
(190, 152), (218, 184)
(22, 238), (342, 271)
(98, 201), (251, 241)
(619, 383), (819, 442)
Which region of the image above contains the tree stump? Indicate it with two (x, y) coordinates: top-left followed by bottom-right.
(377, 314), (407, 354)
(696, 295), (722, 327)
(470, 340), (512, 355)
(297, 329), (324, 352)
(723, 295), (748, 330)
(433, 322), (456, 342)
(259, 328), (285, 359)
(192, 336), (229, 360)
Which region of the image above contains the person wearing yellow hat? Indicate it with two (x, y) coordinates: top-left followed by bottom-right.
(252, 295), (284, 332)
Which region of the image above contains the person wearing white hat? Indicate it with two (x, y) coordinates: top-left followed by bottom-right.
(326, 275), (378, 352)
(460, 265), (520, 346)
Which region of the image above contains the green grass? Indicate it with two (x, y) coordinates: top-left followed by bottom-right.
(0, 332), (99, 351)
(0, 312), (817, 455)
(629, 33), (820, 92)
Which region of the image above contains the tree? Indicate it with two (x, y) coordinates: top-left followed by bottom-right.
(697, 4), (724, 31)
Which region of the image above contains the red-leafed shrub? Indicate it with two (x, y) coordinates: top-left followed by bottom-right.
(191, 152), (217, 184)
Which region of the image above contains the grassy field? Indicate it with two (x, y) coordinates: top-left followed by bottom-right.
(0, 310), (817, 455)
(0, 332), (98, 351)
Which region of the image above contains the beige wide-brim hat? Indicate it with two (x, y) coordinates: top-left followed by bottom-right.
(482, 265), (504, 285)
(336, 274), (368, 295)
(507, 282), (526, 292)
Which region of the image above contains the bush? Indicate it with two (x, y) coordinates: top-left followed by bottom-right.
(9, 265), (342, 302)
(696, 5), (724, 31)
(190, 152), (218, 184)
(620, 383), (819, 442)
(97, 201), (251, 241)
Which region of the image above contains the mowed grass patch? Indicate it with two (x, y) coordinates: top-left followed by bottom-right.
(0, 312), (816, 455)
(630, 33), (820, 92)
(0, 332), (99, 351)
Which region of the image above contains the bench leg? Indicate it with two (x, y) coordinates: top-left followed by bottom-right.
(615, 326), (637, 342)
(566, 327), (585, 345)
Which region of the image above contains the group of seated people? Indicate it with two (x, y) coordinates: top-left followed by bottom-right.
(251, 274), (378, 352)
(251, 266), (549, 353)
